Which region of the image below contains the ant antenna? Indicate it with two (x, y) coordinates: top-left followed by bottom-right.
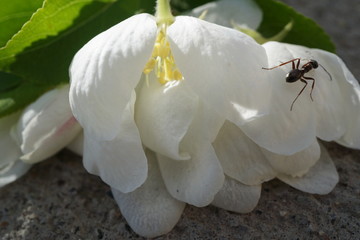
(319, 64), (332, 81)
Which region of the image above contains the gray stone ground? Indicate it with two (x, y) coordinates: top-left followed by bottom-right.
(1, 0), (360, 239)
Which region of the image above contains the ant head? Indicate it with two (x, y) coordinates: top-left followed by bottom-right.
(310, 59), (319, 69)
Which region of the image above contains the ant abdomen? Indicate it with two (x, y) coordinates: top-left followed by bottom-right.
(286, 69), (302, 83)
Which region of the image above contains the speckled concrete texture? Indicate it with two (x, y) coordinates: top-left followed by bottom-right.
(1, 1), (360, 239)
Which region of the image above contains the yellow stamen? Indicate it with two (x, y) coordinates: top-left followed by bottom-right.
(143, 26), (183, 84)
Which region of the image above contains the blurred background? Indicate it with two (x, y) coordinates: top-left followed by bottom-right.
(0, 1), (359, 239)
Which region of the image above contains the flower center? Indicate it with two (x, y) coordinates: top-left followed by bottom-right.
(143, 25), (183, 85)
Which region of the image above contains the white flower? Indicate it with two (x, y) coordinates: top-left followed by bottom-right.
(191, 0), (359, 208)
(0, 84), (82, 187)
(188, 0), (360, 214)
(195, 0), (360, 154)
(243, 41), (360, 155)
(213, 121), (339, 198)
(0, 114), (31, 187)
(189, 0), (262, 29)
(69, 0), (271, 237)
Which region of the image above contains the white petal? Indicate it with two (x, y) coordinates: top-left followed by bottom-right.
(261, 140), (320, 177)
(184, 100), (225, 144)
(70, 14), (157, 140)
(242, 41), (318, 155)
(16, 85), (82, 163)
(168, 16), (271, 126)
(0, 114), (21, 168)
(157, 143), (224, 207)
(158, 102), (224, 207)
(112, 151), (185, 238)
(0, 160), (32, 188)
(83, 93), (147, 193)
(189, 0), (262, 29)
(277, 145), (339, 194)
(213, 121), (276, 185)
(66, 131), (83, 156)
(334, 57), (360, 148)
(135, 76), (198, 160)
(212, 176), (261, 213)
(286, 45), (346, 141)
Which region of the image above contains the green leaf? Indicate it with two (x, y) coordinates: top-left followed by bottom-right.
(255, 0), (335, 53)
(0, 0), (43, 47)
(0, 0), (117, 71)
(0, 71), (22, 93)
(0, 0), (158, 117)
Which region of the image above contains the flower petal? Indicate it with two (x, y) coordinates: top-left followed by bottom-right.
(212, 176), (261, 213)
(135, 76), (198, 160)
(158, 102), (224, 207)
(112, 151), (185, 238)
(15, 85), (82, 163)
(334, 57), (360, 149)
(261, 140), (320, 177)
(0, 114), (21, 168)
(285, 45), (346, 141)
(277, 144), (339, 194)
(0, 114), (30, 188)
(70, 14), (157, 140)
(168, 16), (271, 126)
(213, 121), (276, 185)
(157, 142), (223, 207)
(83, 92), (147, 193)
(189, 0), (262, 29)
(66, 131), (83, 156)
(242, 41), (318, 155)
(0, 160), (32, 188)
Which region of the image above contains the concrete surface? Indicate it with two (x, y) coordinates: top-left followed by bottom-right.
(1, 0), (360, 239)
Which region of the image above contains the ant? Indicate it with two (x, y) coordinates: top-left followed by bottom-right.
(262, 58), (332, 111)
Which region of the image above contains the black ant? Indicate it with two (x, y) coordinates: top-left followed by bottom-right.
(262, 58), (332, 111)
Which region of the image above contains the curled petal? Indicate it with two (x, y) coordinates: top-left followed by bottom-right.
(70, 14), (157, 140)
(15, 85), (81, 163)
(189, 0), (262, 29)
(0, 114), (21, 168)
(212, 176), (261, 213)
(157, 142), (224, 207)
(0, 160), (32, 188)
(261, 140), (320, 177)
(158, 102), (224, 207)
(213, 121), (276, 185)
(334, 57), (360, 149)
(83, 93), (147, 193)
(135, 77), (198, 160)
(168, 16), (271, 126)
(112, 151), (185, 238)
(0, 114), (30, 188)
(67, 131), (83, 156)
(277, 145), (339, 194)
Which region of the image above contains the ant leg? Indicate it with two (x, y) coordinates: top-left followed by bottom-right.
(296, 58), (300, 69)
(303, 76), (315, 101)
(262, 58), (301, 70)
(290, 79), (308, 111)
